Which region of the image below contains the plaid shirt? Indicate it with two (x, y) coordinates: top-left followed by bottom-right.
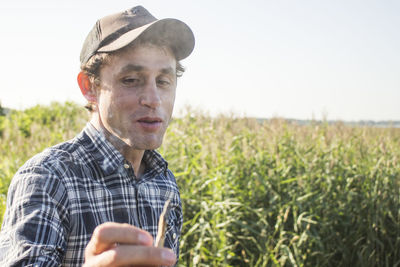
(0, 123), (182, 266)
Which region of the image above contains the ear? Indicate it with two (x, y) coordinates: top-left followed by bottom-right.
(77, 72), (97, 103)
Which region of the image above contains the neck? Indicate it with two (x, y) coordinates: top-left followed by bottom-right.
(90, 116), (146, 178)
(120, 146), (146, 178)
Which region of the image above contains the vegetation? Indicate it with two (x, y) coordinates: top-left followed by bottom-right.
(0, 102), (399, 266)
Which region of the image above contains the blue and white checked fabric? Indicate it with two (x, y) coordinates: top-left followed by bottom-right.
(0, 123), (182, 266)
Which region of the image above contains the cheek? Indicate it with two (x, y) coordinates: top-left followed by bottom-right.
(98, 91), (121, 121)
(163, 90), (176, 113)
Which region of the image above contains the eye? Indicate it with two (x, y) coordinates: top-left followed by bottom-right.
(157, 76), (174, 87)
(157, 79), (170, 86)
(121, 77), (140, 86)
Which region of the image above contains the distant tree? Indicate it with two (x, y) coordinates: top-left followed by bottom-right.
(0, 101), (4, 116)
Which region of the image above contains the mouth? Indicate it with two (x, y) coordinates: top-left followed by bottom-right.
(137, 117), (163, 123)
(137, 117), (163, 131)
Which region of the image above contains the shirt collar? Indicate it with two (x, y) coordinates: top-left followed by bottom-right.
(143, 149), (168, 176)
(81, 123), (168, 176)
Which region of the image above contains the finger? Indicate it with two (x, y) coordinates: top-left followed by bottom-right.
(86, 245), (177, 267)
(86, 222), (153, 256)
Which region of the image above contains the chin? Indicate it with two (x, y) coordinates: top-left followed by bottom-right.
(130, 138), (163, 150)
(146, 140), (163, 150)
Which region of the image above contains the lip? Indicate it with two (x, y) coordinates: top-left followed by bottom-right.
(136, 116), (163, 132)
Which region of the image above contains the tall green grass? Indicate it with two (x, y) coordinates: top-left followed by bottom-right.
(0, 102), (399, 266)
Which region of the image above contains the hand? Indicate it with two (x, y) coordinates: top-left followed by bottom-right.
(83, 222), (177, 267)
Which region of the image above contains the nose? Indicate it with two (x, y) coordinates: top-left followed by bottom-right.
(139, 79), (161, 109)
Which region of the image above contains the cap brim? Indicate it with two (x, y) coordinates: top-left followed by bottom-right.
(97, 18), (195, 60)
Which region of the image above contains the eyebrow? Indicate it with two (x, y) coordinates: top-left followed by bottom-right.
(160, 67), (176, 76)
(119, 64), (143, 74)
(119, 64), (176, 76)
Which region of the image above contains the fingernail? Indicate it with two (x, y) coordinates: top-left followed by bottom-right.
(138, 233), (151, 244)
(161, 249), (176, 264)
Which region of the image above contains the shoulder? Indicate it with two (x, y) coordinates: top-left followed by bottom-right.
(164, 168), (178, 184)
(9, 136), (89, 199)
(16, 138), (82, 176)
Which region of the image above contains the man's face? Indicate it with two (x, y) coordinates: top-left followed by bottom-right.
(96, 44), (177, 150)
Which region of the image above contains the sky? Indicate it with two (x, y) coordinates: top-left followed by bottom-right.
(0, 0), (399, 121)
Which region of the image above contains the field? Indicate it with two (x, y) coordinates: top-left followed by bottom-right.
(0, 102), (399, 266)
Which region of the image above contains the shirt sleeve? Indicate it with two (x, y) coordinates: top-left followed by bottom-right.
(0, 163), (70, 266)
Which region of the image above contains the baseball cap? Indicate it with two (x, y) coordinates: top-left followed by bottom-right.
(80, 6), (195, 65)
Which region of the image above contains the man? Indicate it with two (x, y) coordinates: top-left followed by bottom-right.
(0, 6), (194, 266)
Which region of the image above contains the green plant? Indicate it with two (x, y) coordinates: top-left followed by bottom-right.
(0, 102), (399, 266)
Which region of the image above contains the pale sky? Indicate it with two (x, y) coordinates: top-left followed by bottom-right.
(0, 0), (399, 121)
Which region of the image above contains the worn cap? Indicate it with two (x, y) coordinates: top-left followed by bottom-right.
(80, 6), (195, 65)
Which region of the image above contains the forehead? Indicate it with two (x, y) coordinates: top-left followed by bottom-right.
(108, 43), (176, 69)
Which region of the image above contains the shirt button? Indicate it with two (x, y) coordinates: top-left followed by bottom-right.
(173, 233), (176, 239)
(123, 163), (130, 169)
